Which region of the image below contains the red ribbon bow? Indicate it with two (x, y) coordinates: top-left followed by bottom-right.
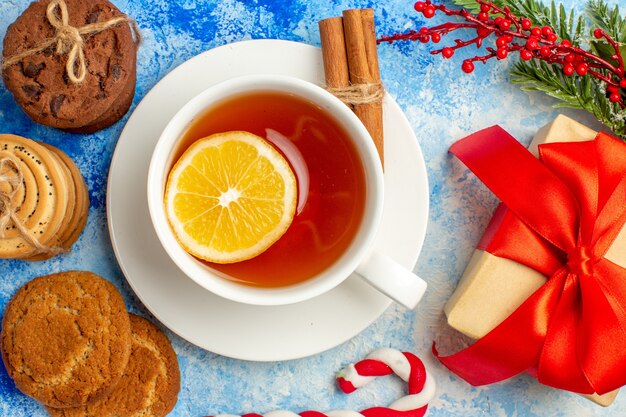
(435, 126), (626, 396)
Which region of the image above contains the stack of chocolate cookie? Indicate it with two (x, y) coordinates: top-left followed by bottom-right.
(1, 271), (181, 417)
(0, 134), (89, 259)
(2, 0), (138, 133)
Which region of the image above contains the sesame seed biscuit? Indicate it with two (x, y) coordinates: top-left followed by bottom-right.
(0, 134), (68, 258)
(25, 146), (75, 259)
(26, 143), (89, 260)
(45, 143), (89, 250)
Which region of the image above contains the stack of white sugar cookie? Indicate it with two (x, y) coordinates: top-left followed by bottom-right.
(0, 134), (88, 260)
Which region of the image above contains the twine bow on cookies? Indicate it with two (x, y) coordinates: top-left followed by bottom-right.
(0, 155), (62, 256)
(1, 0), (139, 84)
(0, 156), (24, 238)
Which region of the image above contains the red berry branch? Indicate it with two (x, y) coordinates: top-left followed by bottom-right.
(378, 0), (626, 107)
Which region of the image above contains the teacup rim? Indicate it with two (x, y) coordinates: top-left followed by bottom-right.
(147, 73), (384, 306)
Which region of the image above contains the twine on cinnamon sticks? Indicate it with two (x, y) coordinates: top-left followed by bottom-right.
(1, 0), (140, 84)
(319, 9), (385, 167)
(0, 155), (63, 256)
(326, 83), (385, 106)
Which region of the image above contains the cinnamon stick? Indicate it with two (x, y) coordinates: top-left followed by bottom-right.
(360, 9), (381, 87)
(319, 17), (350, 99)
(319, 10), (385, 169)
(342, 9), (384, 168)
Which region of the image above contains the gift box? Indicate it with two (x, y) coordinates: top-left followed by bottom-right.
(442, 115), (626, 406)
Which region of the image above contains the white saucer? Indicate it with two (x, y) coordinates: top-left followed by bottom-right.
(107, 39), (429, 361)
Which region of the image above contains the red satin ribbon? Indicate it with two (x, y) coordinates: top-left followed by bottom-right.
(436, 126), (626, 395)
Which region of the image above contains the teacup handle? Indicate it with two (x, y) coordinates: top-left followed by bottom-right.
(355, 251), (427, 309)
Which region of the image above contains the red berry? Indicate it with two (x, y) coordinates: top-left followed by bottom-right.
(547, 33), (557, 42)
(526, 37), (539, 50)
(478, 11), (489, 21)
(419, 34), (430, 43)
(610, 93), (621, 103)
(419, 27), (429, 34)
(620, 79), (626, 88)
(594, 28), (604, 39)
(608, 85), (620, 93)
(414, 1), (426, 12)
(423, 5), (436, 18)
(504, 35), (513, 42)
(462, 60), (475, 73)
(521, 18), (532, 30)
(542, 26), (553, 36)
(531, 27), (542, 37)
(561, 39), (572, 47)
(431, 33), (441, 43)
(480, 3), (490, 12)
(540, 46), (551, 57)
(495, 17), (503, 25)
(564, 53), (576, 63)
(520, 49), (533, 60)
(499, 19), (511, 30)
(576, 63), (588, 76)
(563, 63), (575, 76)
(496, 37), (508, 48)
(442, 47), (454, 58)
(496, 47), (508, 59)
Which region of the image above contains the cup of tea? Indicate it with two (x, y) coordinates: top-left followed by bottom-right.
(147, 74), (427, 308)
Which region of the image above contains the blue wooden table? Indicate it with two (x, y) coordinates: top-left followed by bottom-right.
(1, 0), (625, 415)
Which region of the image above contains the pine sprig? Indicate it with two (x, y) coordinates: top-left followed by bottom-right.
(497, 0), (584, 42)
(510, 59), (626, 137)
(586, 0), (626, 63)
(451, 0), (585, 42)
(511, 60), (585, 109)
(447, 0), (625, 137)
(587, 0), (626, 40)
(448, 0), (484, 13)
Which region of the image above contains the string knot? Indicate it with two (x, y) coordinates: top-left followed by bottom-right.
(47, 0), (79, 49)
(0, 155), (23, 239)
(46, 0), (86, 83)
(55, 25), (82, 53)
(0, 154), (64, 256)
(2, 0), (140, 84)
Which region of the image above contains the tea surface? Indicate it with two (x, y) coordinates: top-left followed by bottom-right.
(176, 91), (366, 287)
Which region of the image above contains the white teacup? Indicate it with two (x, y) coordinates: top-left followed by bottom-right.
(147, 74), (427, 308)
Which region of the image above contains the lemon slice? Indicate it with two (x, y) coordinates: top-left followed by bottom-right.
(164, 131), (297, 263)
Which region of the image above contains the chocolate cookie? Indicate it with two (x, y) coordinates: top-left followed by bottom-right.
(0, 271), (132, 408)
(64, 64), (136, 134)
(2, 0), (138, 132)
(48, 314), (181, 417)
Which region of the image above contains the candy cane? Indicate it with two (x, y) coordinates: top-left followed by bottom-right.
(210, 348), (436, 417)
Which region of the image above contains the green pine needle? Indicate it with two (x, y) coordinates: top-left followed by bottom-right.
(587, 0), (626, 40)
(510, 60), (626, 137)
(449, 0), (626, 138)
(449, 0), (484, 13)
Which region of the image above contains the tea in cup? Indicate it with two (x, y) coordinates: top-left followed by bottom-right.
(148, 74), (427, 308)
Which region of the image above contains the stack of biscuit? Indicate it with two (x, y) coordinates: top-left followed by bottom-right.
(1, 271), (181, 417)
(2, 0), (139, 133)
(0, 133), (88, 260)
